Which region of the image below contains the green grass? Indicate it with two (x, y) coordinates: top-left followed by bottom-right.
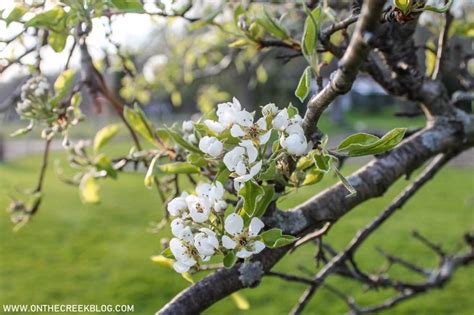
(0, 151), (472, 314)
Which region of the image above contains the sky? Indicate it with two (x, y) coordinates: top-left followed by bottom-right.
(0, 0), (161, 82)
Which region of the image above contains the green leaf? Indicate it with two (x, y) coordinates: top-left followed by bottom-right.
(164, 128), (201, 153)
(240, 181), (264, 216)
(188, 5), (222, 31)
(302, 6), (321, 58)
(110, 0), (144, 12)
(257, 10), (289, 40)
(337, 133), (380, 151)
(5, 5), (27, 25)
(79, 174), (100, 204)
(422, 0), (453, 13)
(93, 124), (120, 152)
(158, 162), (200, 175)
(302, 168), (324, 186)
(26, 7), (66, 28)
(287, 103), (299, 118)
(230, 292), (250, 310)
(144, 155), (160, 188)
(50, 69), (76, 107)
(223, 251), (237, 268)
(123, 106), (156, 145)
(260, 161), (277, 180)
(332, 165), (356, 198)
(48, 31), (68, 52)
(94, 154), (117, 179)
(181, 272), (194, 284)
(336, 128), (406, 157)
(187, 153), (207, 168)
(151, 255), (174, 269)
(295, 66), (311, 102)
(313, 150), (331, 172)
(160, 247), (174, 259)
(253, 185), (275, 218)
(216, 167), (231, 185)
(260, 228), (297, 248)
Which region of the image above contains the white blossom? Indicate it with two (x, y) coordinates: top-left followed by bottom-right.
(194, 228), (219, 257)
(186, 195), (211, 223)
(262, 103), (279, 116)
(280, 133), (310, 156)
(170, 238), (197, 273)
(204, 120), (226, 133)
(222, 214), (266, 258)
(195, 182), (228, 213)
(199, 136), (223, 158)
(170, 218), (193, 242)
(230, 117), (272, 145)
(223, 140), (262, 189)
(167, 192), (189, 217)
(182, 120), (194, 133)
(272, 108), (289, 130)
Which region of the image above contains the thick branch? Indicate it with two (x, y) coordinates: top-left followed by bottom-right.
(302, 0), (386, 136)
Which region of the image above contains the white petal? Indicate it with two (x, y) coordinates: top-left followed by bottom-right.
(222, 235), (237, 249)
(232, 97), (242, 111)
(249, 160), (262, 177)
(249, 217), (264, 236)
(179, 227), (194, 242)
(199, 136), (212, 153)
(210, 182), (225, 201)
(167, 197), (187, 217)
(214, 200), (227, 213)
(224, 213), (244, 235)
(208, 140), (223, 158)
(236, 110), (254, 127)
(205, 120), (225, 133)
(187, 196), (211, 223)
(196, 183), (212, 198)
(170, 219), (185, 238)
(230, 124), (245, 137)
(223, 147), (245, 171)
(262, 103), (278, 116)
(284, 133), (307, 156)
(236, 248), (252, 258)
(173, 261), (191, 273)
(259, 130), (272, 145)
(272, 109), (289, 130)
(285, 123), (304, 135)
(234, 174), (252, 183)
(170, 238), (187, 258)
(182, 120), (194, 133)
(240, 140), (258, 163)
(233, 180), (243, 192)
(251, 240), (265, 254)
(235, 161), (247, 176)
(217, 103), (236, 127)
(256, 117), (267, 130)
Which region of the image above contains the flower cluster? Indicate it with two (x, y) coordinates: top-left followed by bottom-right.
(16, 76), (52, 121)
(196, 98), (311, 190)
(167, 182), (265, 273)
(14, 75), (82, 140)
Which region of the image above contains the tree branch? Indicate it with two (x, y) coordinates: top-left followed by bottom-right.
(302, 0), (386, 136)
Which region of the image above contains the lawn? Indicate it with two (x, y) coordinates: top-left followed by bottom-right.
(0, 149), (472, 314)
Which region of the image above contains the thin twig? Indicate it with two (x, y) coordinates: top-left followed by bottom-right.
(289, 153), (455, 314)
